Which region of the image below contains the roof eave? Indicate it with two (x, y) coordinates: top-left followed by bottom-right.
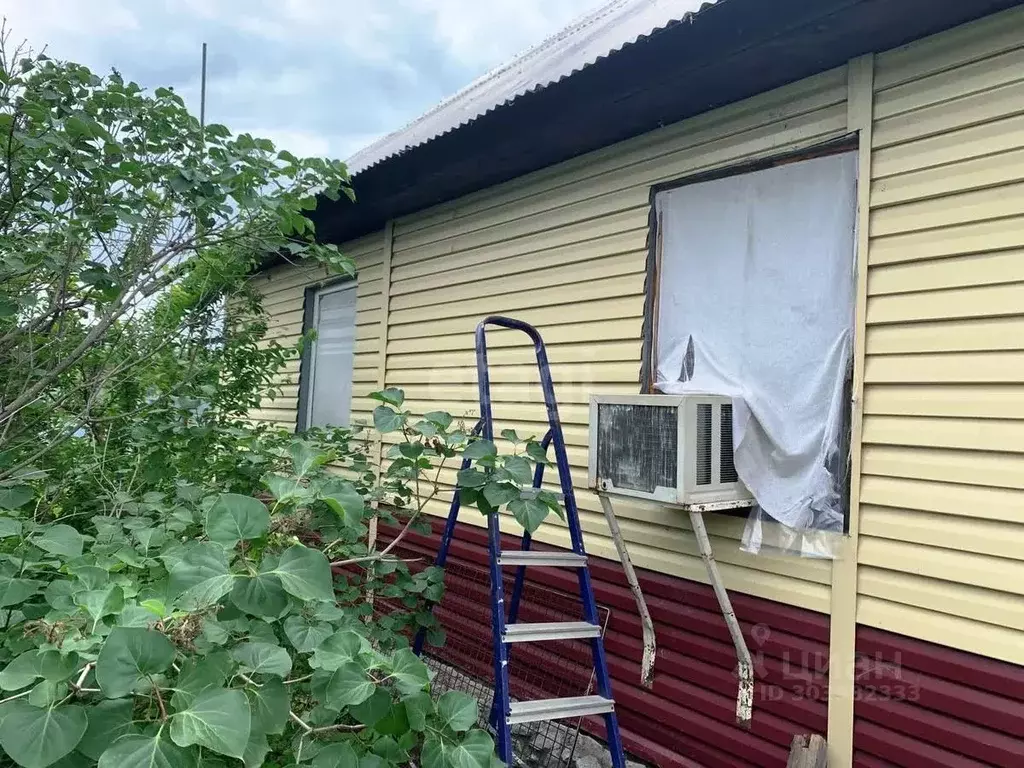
(303, 0), (1024, 252)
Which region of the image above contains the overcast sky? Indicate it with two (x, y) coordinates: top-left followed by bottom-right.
(0, 0), (602, 162)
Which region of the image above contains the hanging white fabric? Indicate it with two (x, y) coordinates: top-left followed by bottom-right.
(653, 152), (857, 557)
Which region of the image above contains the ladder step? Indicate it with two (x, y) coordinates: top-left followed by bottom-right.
(503, 621), (600, 643)
(497, 551), (587, 567)
(507, 695), (615, 724)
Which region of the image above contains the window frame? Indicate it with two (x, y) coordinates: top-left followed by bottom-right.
(296, 277), (358, 433)
(640, 135), (859, 393)
(640, 136), (860, 526)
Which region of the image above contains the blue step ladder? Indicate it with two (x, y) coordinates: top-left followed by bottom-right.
(414, 316), (626, 768)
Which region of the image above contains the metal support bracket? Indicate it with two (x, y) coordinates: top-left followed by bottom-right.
(688, 509), (754, 727)
(598, 493), (657, 688)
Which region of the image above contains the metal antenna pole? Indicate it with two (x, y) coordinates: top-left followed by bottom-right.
(199, 42), (208, 130)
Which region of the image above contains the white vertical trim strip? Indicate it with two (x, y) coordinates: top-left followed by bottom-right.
(828, 54), (874, 768)
(367, 220), (395, 553)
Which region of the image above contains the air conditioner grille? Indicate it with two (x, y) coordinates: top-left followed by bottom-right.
(720, 403), (738, 484)
(596, 403), (677, 493)
(695, 403), (712, 486)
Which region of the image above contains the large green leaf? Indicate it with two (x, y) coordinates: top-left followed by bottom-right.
(481, 482), (518, 508)
(203, 494), (269, 545)
(289, 441), (330, 478)
(96, 733), (196, 768)
(245, 678), (289, 736)
(26, 679), (66, 708)
(0, 650), (79, 692)
(76, 699), (135, 760)
(72, 566), (109, 591)
(167, 542), (234, 611)
(311, 630), (364, 671)
(462, 440), (497, 461)
(455, 469), (487, 489)
(0, 576), (40, 608)
(43, 581), (76, 612)
(169, 652), (232, 710)
(403, 692), (433, 732)
(369, 388), (405, 408)
(246, 620), (278, 645)
(311, 663), (374, 709)
(0, 518), (23, 538)
(317, 478), (365, 526)
(436, 691), (478, 733)
(38, 652), (79, 684)
(525, 441), (550, 465)
(0, 700), (87, 768)
(372, 735), (409, 762)
(169, 687), (250, 759)
(422, 730), (495, 768)
(118, 603), (160, 628)
(132, 527), (167, 555)
(75, 586), (125, 628)
(230, 573), (288, 618)
(388, 649), (430, 696)
(372, 701), (411, 738)
(0, 486), (33, 510)
(231, 642), (291, 678)
(313, 742), (359, 768)
(95, 627), (176, 698)
(265, 545), (334, 602)
(508, 497), (550, 534)
(262, 473), (308, 504)
(349, 688), (392, 728)
(31, 525), (84, 558)
(0, 651), (44, 691)
(241, 727), (270, 768)
(372, 406), (404, 434)
(283, 616), (333, 653)
(502, 456), (533, 485)
(423, 411), (453, 431)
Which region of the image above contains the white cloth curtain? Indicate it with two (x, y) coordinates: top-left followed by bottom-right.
(654, 152), (857, 556)
(308, 284), (357, 429)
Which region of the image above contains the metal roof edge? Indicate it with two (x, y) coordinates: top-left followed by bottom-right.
(346, 0), (718, 174)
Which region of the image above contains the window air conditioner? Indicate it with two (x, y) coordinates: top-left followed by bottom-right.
(588, 394), (755, 511)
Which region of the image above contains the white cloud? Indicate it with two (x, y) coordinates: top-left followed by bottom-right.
(0, 0), (603, 160)
(408, 0), (598, 68)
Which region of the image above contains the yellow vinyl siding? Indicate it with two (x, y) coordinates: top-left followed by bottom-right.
(372, 66), (851, 614)
(253, 5), (1024, 656)
(858, 5), (1024, 664)
(249, 232), (385, 429)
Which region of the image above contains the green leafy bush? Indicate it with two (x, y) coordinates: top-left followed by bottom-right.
(0, 392), (504, 768)
(0, 34), (570, 768)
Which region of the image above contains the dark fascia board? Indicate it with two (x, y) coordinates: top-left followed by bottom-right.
(306, 0), (1023, 249)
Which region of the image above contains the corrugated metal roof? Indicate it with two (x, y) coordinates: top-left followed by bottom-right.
(346, 0), (717, 174)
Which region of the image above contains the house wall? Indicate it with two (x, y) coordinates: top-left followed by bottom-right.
(859, 8), (1024, 665)
(381, 65), (852, 616)
(253, 6), (1024, 766)
(255, 62), (852, 614)
(380, 518), (830, 768)
(250, 231), (385, 429)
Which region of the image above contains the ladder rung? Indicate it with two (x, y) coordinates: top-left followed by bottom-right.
(503, 621), (600, 643)
(507, 695), (614, 724)
(497, 551), (587, 567)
